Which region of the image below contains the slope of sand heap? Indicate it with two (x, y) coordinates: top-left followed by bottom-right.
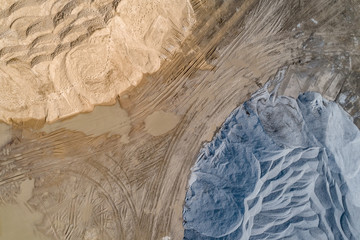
(0, 0), (194, 124)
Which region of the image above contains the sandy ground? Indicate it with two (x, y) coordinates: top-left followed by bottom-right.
(0, 0), (360, 239)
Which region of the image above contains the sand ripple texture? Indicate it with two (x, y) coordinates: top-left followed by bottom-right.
(184, 90), (360, 239)
(0, 0), (194, 123)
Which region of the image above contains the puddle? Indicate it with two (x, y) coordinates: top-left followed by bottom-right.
(0, 179), (47, 240)
(0, 123), (11, 147)
(40, 101), (131, 143)
(144, 111), (180, 136)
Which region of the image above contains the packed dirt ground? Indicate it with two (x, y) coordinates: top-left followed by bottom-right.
(0, 0), (359, 239)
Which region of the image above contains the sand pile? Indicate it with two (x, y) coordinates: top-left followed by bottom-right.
(184, 90), (360, 239)
(0, 0), (194, 124)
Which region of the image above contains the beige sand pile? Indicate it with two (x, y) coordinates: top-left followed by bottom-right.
(0, 0), (194, 124)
